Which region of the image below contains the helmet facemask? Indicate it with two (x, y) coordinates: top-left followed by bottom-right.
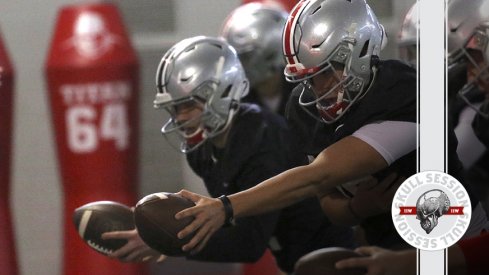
(453, 27), (489, 119)
(158, 81), (239, 153)
(157, 95), (205, 153)
(295, 43), (366, 124)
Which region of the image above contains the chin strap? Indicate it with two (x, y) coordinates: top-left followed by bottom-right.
(357, 65), (378, 102)
(184, 127), (204, 146)
(204, 99), (239, 140)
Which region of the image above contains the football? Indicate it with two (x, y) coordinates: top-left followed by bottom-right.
(134, 192), (196, 257)
(72, 201), (134, 256)
(295, 247), (366, 275)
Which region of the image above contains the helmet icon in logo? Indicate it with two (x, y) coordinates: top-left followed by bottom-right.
(416, 189), (450, 234)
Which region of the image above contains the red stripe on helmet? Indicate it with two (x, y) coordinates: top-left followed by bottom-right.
(283, 0), (308, 60)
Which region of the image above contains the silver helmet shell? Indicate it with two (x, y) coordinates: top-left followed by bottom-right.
(220, 3), (288, 86)
(447, 0), (489, 63)
(398, 2), (419, 66)
(154, 36), (249, 153)
(282, 0), (386, 123)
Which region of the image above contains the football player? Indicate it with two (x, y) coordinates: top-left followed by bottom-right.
(174, 0), (487, 253)
(447, 0), (488, 168)
(447, 0), (489, 215)
(103, 36), (355, 274)
(220, 2), (295, 116)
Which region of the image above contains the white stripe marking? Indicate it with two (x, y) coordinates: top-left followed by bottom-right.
(155, 193), (169, 200)
(78, 210), (92, 238)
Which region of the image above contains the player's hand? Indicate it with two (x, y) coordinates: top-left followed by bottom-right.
(175, 189), (225, 254)
(350, 173), (405, 218)
(102, 229), (165, 263)
(335, 246), (416, 275)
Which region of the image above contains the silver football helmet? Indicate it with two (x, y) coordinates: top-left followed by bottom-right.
(447, 0), (489, 118)
(220, 3), (288, 86)
(282, 0), (387, 123)
(154, 36), (249, 153)
(398, 2), (419, 67)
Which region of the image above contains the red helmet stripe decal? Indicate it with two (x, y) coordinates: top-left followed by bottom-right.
(283, 0), (309, 70)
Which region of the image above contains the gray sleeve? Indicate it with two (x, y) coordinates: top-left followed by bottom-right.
(352, 121), (417, 165)
(455, 105), (486, 169)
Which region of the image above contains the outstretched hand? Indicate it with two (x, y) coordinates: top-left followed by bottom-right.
(335, 246), (416, 275)
(175, 189), (226, 254)
(102, 229), (165, 263)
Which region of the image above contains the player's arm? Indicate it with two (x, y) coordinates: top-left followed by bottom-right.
(176, 121), (416, 252)
(176, 136), (387, 252)
(227, 135), (387, 217)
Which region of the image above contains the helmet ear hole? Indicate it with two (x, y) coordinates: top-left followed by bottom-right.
(359, 39), (370, 58)
(221, 85), (232, 98)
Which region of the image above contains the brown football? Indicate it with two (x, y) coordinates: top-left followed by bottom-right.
(73, 201), (134, 256)
(295, 247), (366, 275)
(134, 192), (195, 257)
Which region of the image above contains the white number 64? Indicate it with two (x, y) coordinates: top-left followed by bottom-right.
(66, 104), (129, 153)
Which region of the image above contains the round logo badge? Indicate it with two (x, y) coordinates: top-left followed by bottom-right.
(391, 171), (472, 251)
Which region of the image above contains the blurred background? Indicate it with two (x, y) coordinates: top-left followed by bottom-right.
(0, 0), (415, 274)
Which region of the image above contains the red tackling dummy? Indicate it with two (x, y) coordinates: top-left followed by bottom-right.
(44, 2), (144, 274)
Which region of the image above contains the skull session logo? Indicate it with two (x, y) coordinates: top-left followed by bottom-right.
(392, 171), (471, 250)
